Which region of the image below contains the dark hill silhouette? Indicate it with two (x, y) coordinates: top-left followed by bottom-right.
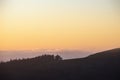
(0, 48), (120, 80)
(88, 48), (120, 59)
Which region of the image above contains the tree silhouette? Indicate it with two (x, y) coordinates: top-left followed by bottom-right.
(38, 54), (55, 62)
(55, 55), (62, 61)
(2, 54), (63, 64)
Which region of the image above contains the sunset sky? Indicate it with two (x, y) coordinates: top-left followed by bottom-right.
(0, 0), (120, 51)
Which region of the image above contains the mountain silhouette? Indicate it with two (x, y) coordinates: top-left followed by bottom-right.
(0, 48), (120, 80)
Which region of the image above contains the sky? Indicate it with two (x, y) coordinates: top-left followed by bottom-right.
(0, 0), (120, 51)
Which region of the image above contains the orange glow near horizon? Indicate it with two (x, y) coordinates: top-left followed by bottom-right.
(0, 0), (120, 51)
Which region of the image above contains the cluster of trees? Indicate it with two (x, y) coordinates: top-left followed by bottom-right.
(0, 54), (63, 64)
(34, 54), (63, 62)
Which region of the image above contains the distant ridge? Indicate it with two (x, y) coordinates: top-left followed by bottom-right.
(0, 48), (120, 80)
(0, 49), (90, 62)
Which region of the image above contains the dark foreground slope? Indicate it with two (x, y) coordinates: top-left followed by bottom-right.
(0, 48), (120, 80)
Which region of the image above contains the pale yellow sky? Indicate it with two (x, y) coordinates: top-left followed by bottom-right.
(0, 0), (120, 51)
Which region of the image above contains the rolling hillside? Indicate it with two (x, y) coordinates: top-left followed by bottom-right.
(0, 48), (120, 80)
